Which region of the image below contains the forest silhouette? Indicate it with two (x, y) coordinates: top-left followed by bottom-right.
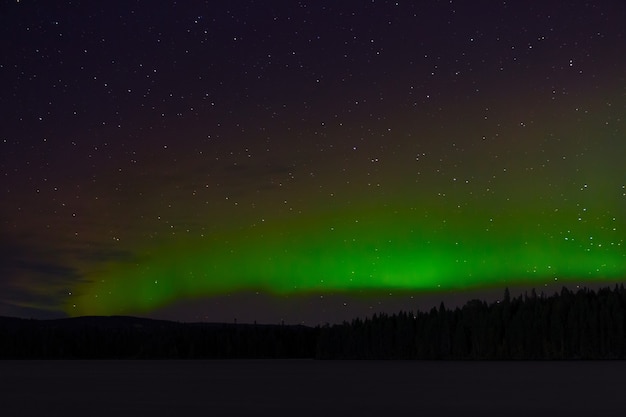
(2, 285), (626, 359)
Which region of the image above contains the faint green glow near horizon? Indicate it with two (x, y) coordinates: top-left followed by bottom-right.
(65, 204), (626, 316)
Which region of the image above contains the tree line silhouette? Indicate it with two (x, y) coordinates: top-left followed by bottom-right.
(2, 285), (626, 359)
(317, 285), (626, 359)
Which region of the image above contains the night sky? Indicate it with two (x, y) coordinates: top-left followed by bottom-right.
(1, 1), (625, 324)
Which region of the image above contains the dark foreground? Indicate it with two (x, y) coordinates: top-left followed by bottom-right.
(2, 360), (626, 416)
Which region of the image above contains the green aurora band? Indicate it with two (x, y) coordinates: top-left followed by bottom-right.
(66, 201), (626, 316)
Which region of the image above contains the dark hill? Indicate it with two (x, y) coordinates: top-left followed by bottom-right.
(0, 315), (317, 359)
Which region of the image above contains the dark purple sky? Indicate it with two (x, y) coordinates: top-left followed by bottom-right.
(1, 1), (625, 324)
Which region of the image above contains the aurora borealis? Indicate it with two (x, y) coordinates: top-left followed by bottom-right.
(1, 1), (625, 323)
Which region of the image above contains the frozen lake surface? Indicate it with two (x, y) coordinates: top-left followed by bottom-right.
(2, 360), (625, 416)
